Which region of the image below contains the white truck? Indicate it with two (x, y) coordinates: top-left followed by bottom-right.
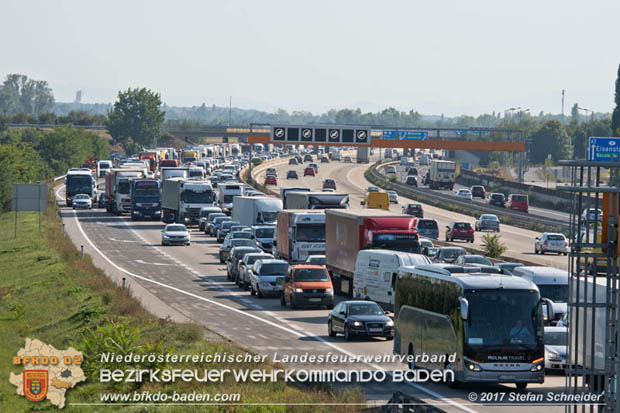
(428, 159), (456, 190)
(330, 150), (341, 161)
(97, 160), (112, 178)
(356, 147), (369, 163)
(232, 196), (282, 227)
(217, 182), (244, 215)
(274, 210), (326, 262)
(161, 178), (215, 225)
(160, 167), (188, 181)
(286, 191), (349, 210)
(105, 168), (146, 215)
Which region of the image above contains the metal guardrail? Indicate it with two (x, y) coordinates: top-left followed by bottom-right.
(369, 162), (569, 231)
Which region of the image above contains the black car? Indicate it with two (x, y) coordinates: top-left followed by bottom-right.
(488, 193), (506, 207)
(327, 301), (394, 341)
(227, 246), (261, 282)
(97, 194), (107, 208)
(204, 213), (227, 235)
(320, 157), (329, 163)
(405, 176), (418, 186)
(407, 167), (418, 176)
(303, 154), (313, 162)
(287, 170), (299, 179)
(219, 238), (256, 263)
(288, 158), (298, 165)
(217, 220), (240, 243)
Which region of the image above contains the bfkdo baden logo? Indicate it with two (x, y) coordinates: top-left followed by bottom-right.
(10, 338), (86, 408)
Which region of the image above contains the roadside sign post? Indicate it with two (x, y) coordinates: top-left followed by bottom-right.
(12, 184), (47, 238)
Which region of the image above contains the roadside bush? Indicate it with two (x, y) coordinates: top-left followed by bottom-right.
(252, 158), (263, 166)
(481, 234), (507, 258)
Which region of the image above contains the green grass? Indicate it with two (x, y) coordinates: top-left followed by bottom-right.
(0, 191), (363, 412)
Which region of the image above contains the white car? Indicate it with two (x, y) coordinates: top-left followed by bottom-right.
(385, 166), (397, 174)
(161, 224), (190, 246)
(544, 326), (568, 371)
(305, 255), (326, 265)
(386, 191), (398, 204)
(581, 208), (602, 223)
(72, 194), (92, 209)
(456, 189), (473, 200)
(535, 232), (569, 255)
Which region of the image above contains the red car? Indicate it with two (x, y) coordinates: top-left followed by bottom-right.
(471, 185), (486, 199)
(264, 175), (278, 185)
(303, 167), (316, 177)
(445, 221), (474, 243)
(508, 194), (528, 213)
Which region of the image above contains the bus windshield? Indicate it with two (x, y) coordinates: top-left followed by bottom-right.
(464, 289), (542, 347)
(296, 224), (325, 242)
(66, 175), (93, 195)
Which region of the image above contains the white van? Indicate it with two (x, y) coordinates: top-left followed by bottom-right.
(352, 250), (431, 311)
(512, 266), (568, 323)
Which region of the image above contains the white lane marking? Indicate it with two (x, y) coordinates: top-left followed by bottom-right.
(110, 237), (140, 243)
(66, 191), (478, 413)
(134, 259), (173, 266)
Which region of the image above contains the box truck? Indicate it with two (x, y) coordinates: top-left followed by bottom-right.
(232, 196), (283, 227)
(105, 168), (145, 215)
(161, 178), (215, 224)
(274, 210), (326, 262)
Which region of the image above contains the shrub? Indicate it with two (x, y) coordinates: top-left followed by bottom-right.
(252, 158), (262, 166)
(481, 234), (507, 258)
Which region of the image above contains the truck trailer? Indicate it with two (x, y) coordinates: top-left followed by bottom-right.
(274, 210), (326, 262)
(428, 160), (456, 190)
(105, 168), (146, 215)
(285, 191), (349, 210)
(325, 209), (421, 295)
(232, 196), (282, 227)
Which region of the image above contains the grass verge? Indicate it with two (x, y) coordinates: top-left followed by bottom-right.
(0, 189), (363, 412)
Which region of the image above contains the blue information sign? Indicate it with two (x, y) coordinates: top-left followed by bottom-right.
(382, 130), (428, 140)
(588, 137), (620, 161)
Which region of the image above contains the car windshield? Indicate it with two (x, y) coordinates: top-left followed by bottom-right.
(441, 249), (465, 258)
(256, 228), (275, 238)
(407, 205), (421, 211)
(545, 330), (568, 346)
(454, 223), (471, 229)
(231, 239), (254, 247)
(294, 268), (330, 281)
(222, 222), (239, 230)
(75, 194), (89, 200)
(247, 255), (271, 265)
(418, 220), (438, 229)
(547, 235), (566, 241)
(538, 285), (569, 303)
(166, 225), (186, 232)
(347, 303), (384, 316)
(465, 256), (492, 265)
(491, 194), (504, 200)
(234, 248), (257, 259)
(260, 263), (289, 275)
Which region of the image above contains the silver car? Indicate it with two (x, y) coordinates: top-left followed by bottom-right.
(249, 259), (289, 298)
(475, 214), (500, 232)
(161, 224), (190, 246)
(544, 326), (567, 371)
(535, 233), (569, 255)
(386, 191), (398, 204)
(72, 193), (92, 209)
(238, 252), (273, 289)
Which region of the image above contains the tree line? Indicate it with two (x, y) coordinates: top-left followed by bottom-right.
(0, 126), (109, 211)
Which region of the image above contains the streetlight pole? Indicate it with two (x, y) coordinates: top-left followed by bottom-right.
(578, 106), (593, 159)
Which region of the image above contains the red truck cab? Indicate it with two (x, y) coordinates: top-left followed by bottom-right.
(280, 265), (334, 309)
(140, 152), (158, 174)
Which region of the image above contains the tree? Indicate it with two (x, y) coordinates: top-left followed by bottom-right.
(0, 74), (54, 115)
(612, 63), (620, 137)
(107, 88), (165, 149)
(529, 120), (572, 163)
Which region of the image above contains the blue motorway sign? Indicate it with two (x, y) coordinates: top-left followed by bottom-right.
(456, 130), (489, 137)
(588, 137), (620, 161)
(382, 130), (428, 140)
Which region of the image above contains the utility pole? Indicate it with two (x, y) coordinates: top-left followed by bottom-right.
(561, 90), (565, 124)
(228, 96), (232, 127)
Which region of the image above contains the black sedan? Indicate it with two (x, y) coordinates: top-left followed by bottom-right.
(327, 301), (394, 341)
(286, 170), (299, 179)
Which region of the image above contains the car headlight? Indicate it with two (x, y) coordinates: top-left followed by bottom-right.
(353, 321), (362, 327)
(386, 320), (394, 327)
(326, 288), (333, 295)
(547, 351), (559, 359)
(294, 288), (303, 293)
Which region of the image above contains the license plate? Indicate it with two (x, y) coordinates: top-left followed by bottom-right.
(369, 328), (382, 333)
(309, 298), (321, 302)
(499, 375), (515, 380)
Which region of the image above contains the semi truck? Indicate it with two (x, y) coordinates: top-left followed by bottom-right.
(130, 179), (161, 220)
(182, 150), (199, 164)
(356, 147), (369, 163)
(105, 168), (146, 215)
(428, 160), (456, 189)
(325, 209), (421, 295)
(139, 152), (159, 174)
(160, 167), (188, 182)
(232, 196), (282, 227)
(286, 191), (349, 210)
(65, 169), (96, 206)
(97, 160), (112, 178)
(274, 210), (326, 262)
(230, 143), (241, 157)
(161, 178), (215, 225)
(217, 182), (244, 215)
(280, 187), (310, 209)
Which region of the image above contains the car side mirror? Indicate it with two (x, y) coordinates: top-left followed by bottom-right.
(542, 298), (555, 322)
(459, 297), (469, 320)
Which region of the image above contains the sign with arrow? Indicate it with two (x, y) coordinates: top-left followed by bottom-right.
(588, 137), (620, 161)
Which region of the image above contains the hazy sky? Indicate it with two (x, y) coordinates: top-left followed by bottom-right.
(2, 0), (618, 116)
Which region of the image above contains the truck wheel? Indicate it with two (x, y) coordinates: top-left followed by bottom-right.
(290, 296), (297, 310)
(258, 288), (264, 298)
(516, 383), (527, 391)
(280, 293), (286, 306)
(250, 285), (256, 296)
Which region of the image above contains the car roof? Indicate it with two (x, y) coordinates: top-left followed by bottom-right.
(341, 300), (381, 305)
(440, 246), (467, 251)
(258, 259), (288, 265)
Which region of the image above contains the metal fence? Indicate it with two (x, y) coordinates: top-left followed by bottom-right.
(558, 160), (620, 413)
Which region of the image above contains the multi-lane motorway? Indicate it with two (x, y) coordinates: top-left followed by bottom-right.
(53, 155), (573, 412)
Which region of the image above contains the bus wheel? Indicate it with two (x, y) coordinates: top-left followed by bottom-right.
(446, 363), (458, 388)
(516, 383), (527, 391)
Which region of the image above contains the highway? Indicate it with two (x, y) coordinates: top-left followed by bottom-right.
(55, 173), (567, 413)
(255, 155), (569, 270)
